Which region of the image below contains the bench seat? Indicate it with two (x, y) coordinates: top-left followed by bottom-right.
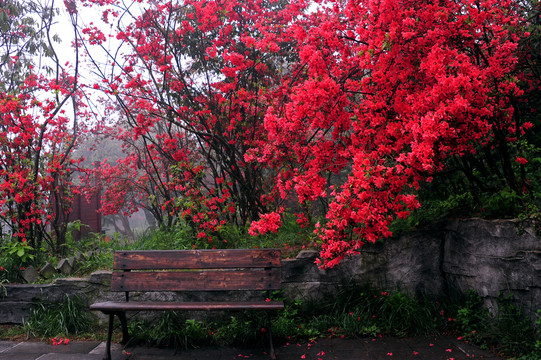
(91, 300), (285, 312)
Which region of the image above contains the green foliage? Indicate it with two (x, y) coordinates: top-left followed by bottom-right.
(535, 309), (541, 358)
(0, 323), (25, 339)
(483, 187), (521, 218)
(4, 281), (537, 359)
(39, 233), (122, 278)
(130, 224), (196, 250)
(0, 278), (8, 297)
(453, 291), (539, 358)
(73, 250), (115, 276)
(238, 213), (315, 256)
(1, 214), (313, 282)
(495, 294), (536, 355)
(143, 313), (208, 349)
(0, 234), (39, 282)
(377, 292), (444, 337)
(136, 213), (313, 252)
(392, 112), (541, 233)
(102, 212), (311, 256)
(63, 221), (84, 250)
(0, 252), (24, 283)
(115, 284), (450, 350)
(0, 237), (35, 265)
(23, 295), (92, 338)
(271, 299), (303, 339)
(126, 312), (266, 349)
(455, 290), (490, 343)
(514, 309), (541, 360)
(289, 284), (448, 339)
(213, 314), (265, 346)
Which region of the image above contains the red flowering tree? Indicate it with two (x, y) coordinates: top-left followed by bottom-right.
(0, 0), (84, 258)
(78, 0), (307, 243)
(77, 0), (535, 266)
(247, 0), (532, 267)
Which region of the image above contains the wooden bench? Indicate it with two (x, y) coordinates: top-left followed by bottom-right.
(90, 249), (284, 360)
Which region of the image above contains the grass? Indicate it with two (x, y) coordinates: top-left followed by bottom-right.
(23, 294), (93, 339)
(88, 284), (452, 347)
(270, 284), (452, 340)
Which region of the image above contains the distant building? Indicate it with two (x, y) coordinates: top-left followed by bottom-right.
(68, 190), (102, 241)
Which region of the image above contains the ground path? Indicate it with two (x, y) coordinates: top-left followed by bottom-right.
(0, 335), (506, 359)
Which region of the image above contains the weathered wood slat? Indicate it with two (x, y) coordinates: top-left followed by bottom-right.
(114, 249), (281, 270)
(90, 300), (285, 312)
(110, 268), (282, 292)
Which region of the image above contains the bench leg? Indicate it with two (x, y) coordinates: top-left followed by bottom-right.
(104, 313), (114, 360)
(267, 312), (277, 360)
(118, 311), (130, 345)
(103, 311), (130, 360)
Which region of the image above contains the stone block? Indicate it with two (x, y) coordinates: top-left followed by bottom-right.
(21, 266), (39, 284)
(39, 263), (57, 279)
(56, 258), (73, 276)
(0, 301), (33, 324)
(2, 283), (52, 302)
(296, 250), (319, 259)
(68, 256), (77, 271)
(88, 271), (111, 285)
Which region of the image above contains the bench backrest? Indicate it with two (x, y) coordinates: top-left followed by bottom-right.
(111, 249), (282, 293)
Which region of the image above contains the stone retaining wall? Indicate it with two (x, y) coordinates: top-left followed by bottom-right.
(1, 218), (540, 324)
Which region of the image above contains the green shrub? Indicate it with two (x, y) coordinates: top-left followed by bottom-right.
(126, 312), (265, 349)
(0, 255), (24, 283)
(73, 284), (538, 359)
(455, 290), (490, 343)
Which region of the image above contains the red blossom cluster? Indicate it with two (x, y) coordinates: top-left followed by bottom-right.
(248, 0), (530, 267)
(51, 337), (69, 346)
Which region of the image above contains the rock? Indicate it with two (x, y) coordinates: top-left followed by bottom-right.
(21, 266), (39, 283)
(0, 301), (33, 323)
(56, 258), (73, 276)
(295, 250), (319, 259)
(68, 256), (77, 271)
(39, 263), (57, 279)
(442, 219), (541, 319)
(88, 270), (112, 285)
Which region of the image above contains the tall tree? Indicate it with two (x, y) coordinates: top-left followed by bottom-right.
(0, 0), (83, 255)
(79, 0), (306, 241)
